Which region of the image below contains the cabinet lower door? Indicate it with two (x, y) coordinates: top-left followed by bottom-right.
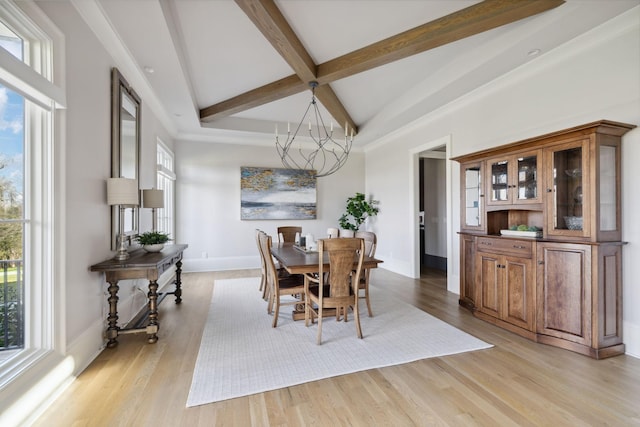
(477, 253), (501, 319)
(503, 256), (535, 331)
(537, 242), (592, 346)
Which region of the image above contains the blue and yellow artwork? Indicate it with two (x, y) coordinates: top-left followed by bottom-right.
(240, 167), (316, 220)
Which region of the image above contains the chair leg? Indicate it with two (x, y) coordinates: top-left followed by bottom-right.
(365, 284), (373, 317)
(354, 300), (363, 339)
(267, 286), (274, 314)
(316, 302), (323, 345)
(261, 273), (269, 300)
(272, 293), (280, 328)
(305, 294), (312, 326)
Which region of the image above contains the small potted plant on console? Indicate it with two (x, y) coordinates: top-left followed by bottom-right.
(136, 231), (171, 252)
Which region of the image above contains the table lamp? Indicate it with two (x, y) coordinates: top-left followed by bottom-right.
(142, 188), (164, 232)
(107, 177), (139, 261)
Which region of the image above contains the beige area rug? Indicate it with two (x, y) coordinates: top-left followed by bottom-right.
(186, 277), (492, 407)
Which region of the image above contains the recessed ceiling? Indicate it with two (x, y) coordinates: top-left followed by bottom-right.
(83, 0), (639, 147)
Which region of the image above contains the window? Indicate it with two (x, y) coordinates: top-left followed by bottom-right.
(0, 84), (25, 358)
(156, 139), (175, 237)
(0, 0), (63, 403)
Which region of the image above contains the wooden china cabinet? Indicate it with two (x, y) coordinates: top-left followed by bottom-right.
(453, 120), (635, 359)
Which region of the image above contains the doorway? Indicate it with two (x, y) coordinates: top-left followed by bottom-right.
(419, 148), (447, 275)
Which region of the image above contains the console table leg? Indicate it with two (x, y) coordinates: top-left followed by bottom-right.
(147, 279), (159, 343)
(174, 259), (183, 304)
(106, 280), (120, 348)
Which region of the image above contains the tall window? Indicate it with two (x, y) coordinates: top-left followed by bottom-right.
(0, 0), (61, 379)
(156, 140), (175, 237)
(0, 82), (24, 356)
(0, 16), (26, 361)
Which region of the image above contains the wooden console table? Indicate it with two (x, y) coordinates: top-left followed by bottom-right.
(90, 244), (188, 348)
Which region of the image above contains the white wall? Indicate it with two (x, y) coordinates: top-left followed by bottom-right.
(365, 8), (640, 356)
(175, 140), (366, 271)
(37, 1), (176, 370)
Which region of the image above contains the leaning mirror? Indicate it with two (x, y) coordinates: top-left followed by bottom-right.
(111, 68), (141, 250)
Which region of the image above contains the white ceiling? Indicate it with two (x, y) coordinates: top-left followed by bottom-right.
(77, 0), (639, 148)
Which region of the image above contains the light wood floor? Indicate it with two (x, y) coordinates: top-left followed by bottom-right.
(35, 268), (640, 426)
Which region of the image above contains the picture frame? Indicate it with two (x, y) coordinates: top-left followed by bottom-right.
(240, 167), (317, 220)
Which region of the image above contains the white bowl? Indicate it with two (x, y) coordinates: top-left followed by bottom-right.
(143, 243), (165, 252)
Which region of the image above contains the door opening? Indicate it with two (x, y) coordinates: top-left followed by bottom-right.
(419, 147), (447, 276)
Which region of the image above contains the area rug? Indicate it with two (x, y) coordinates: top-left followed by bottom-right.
(186, 277), (492, 407)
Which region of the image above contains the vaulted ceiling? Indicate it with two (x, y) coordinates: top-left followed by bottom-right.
(76, 0), (639, 147)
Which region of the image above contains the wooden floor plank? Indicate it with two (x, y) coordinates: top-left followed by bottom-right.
(33, 268), (640, 426)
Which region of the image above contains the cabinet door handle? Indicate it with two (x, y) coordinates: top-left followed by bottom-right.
(513, 245), (526, 249)
(538, 260), (544, 265)
(546, 188), (553, 193)
(480, 241), (492, 246)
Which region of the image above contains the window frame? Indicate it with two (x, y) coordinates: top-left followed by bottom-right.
(0, 1), (65, 420)
(156, 138), (175, 238)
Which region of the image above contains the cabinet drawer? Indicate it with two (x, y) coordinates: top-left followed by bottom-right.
(477, 237), (532, 258)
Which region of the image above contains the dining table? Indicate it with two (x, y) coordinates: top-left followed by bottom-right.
(270, 241), (383, 320)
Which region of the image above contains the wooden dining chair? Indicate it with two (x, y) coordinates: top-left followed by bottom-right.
(277, 226), (301, 243)
(255, 229), (271, 300)
(355, 230), (377, 316)
(260, 232), (305, 327)
(304, 237), (365, 344)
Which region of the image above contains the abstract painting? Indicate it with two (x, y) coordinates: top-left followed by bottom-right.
(240, 167), (316, 220)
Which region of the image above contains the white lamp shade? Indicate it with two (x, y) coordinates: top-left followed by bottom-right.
(107, 178), (139, 206)
(142, 188), (164, 208)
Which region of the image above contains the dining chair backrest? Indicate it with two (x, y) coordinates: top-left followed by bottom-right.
(277, 226), (302, 243)
(255, 229), (267, 295)
(355, 231), (377, 257)
(259, 232), (276, 288)
(318, 237), (365, 299)
(354, 230), (376, 317)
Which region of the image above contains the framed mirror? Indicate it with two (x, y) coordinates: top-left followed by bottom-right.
(111, 67), (141, 250)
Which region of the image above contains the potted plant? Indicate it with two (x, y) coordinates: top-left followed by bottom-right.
(135, 231), (172, 252)
(338, 192), (379, 234)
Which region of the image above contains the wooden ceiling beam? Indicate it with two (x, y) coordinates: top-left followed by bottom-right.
(314, 84), (358, 135)
(200, 0), (565, 125)
(231, 0), (358, 133)
(316, 0), (565, 83)
(199, 74), (306, 122)
(234, 0), (316, 83)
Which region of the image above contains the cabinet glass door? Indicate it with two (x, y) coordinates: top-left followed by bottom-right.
(464, 165), (482, 228)
(516, 155), (538, 202)
(552, 146), (584, 231)
(490, 160), (508, 202)
(599, 145), (617, 231)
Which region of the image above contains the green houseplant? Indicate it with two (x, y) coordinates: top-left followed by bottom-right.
(338, 192), (380, 231)
(135, 231), (171, 252)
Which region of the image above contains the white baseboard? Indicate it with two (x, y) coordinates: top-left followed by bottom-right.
(67, 317), (106, 375)
(377, 258), (413, 278)
(624, 320), (640, 359)
(447, 273), (460, 294)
